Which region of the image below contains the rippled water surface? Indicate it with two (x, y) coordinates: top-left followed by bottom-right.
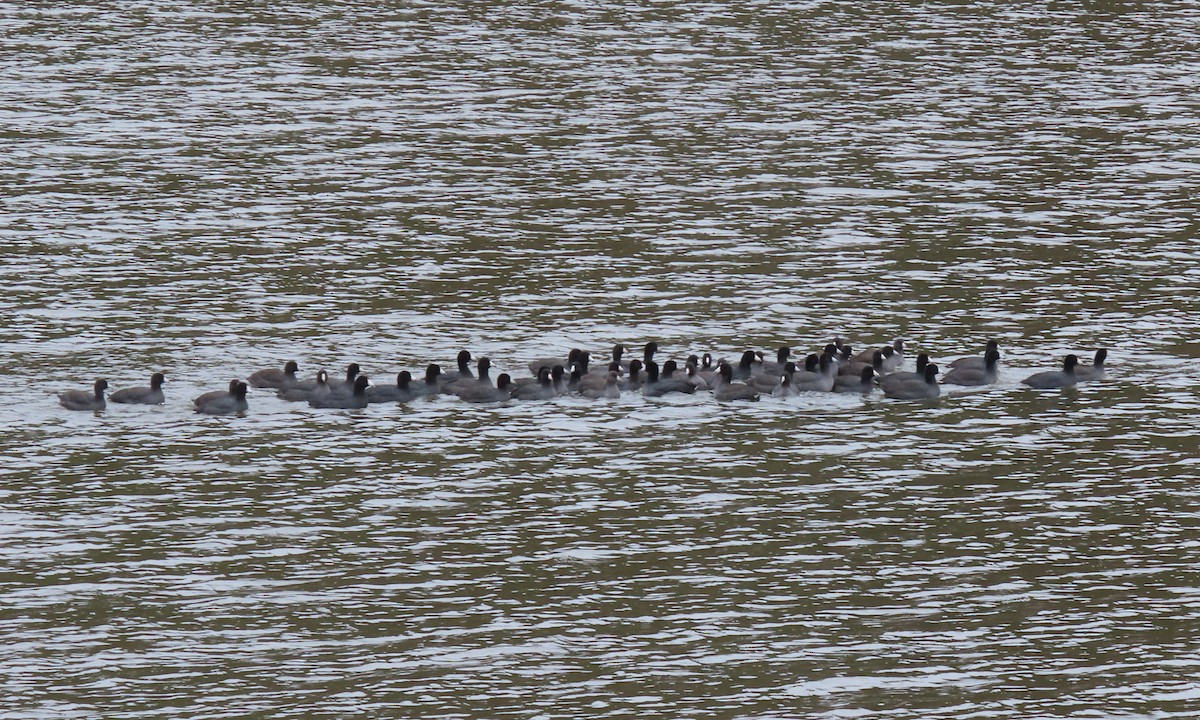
(4, 2), (1200, 718)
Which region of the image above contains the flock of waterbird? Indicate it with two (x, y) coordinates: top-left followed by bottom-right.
(55, 339), (1109, 415)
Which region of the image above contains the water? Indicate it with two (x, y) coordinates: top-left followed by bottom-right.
(3, 2), (1200, 718)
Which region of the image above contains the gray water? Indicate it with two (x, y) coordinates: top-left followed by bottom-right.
(3, 2), (1200, 718)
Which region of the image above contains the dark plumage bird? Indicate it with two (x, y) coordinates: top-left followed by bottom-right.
(695, 353), (720, 387)
(311, 375), (370, 409)
(948, 340), (1000, 370)
(329, 363), (362, 396)
(852, 342), (900, 370)
(771, 371), (799, 398)
(577, 362), (621, 395)
(882, 364), (940, 399)
(443, 357), (492, 395)
(194, 380), (249, 415)
(791, 353), (836, 392)
(620, 359), (644, 391)
(549, 365), (569, 395)
(411, 364), (443, 397)
(747, 362), (793, 393)
(757, 347), (792, 376)
(942, 349), (1000, 386)
(833, 366), (875, 394)
(247, 361), (299, 389)
(439, 350), (474, 384)
(625, 342), (658, 373)
(851, 345), (880, 363)
(367, 371), (416, 403)
(528, 349), (580, 377)
(513, 367), (558, 401)
(878, 353), (930, 395)
(110, 373), (166, 405)
(642, 361), (696, 397)
(839, 349), (884, 377)
(1022, 355), (1079, 389)
(1073, 349), (1108, 381)
(457, 374), (513, 403)
(590, 345), (625, 374)
(730, 350), (759, 381)
(581, 371), (621, 399)
(278, 370), (330, 402)
(58, 379), (108, 411)
(881, 339), (905, 372)
(713, 363), (759, 402)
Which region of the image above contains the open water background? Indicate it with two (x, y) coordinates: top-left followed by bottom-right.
(3, 2), (1200, 718)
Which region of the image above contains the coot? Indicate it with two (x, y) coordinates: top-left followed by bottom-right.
(458, 374), (513, 403)
(1073, 349), (1108, 381)
(278, 370), (330, 402)
(942, 349), (1000, 386)
(713, 363), (760, 402)
(367, 371), (415, 403)
(833, 366), (875, 394)
(1022, 355), (1079, 389)
(58, 379), (108, 411)
(194, 380), (249, 415)
(110, 373), (166, 405)
(882, 364), (939, 399)
(311, 375), (370, 409)
(248, 361), (299, 389)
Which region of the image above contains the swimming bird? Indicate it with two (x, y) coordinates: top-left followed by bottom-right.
(758, 346), (792, 376)
(277, 370), (330, 402)
(194, 380), (249, 415)
(247, 361), (299, 389)
(110, 373), (166, 404)
(948, 340), (1000, 370)
(877, 353), (930, 395)
(881, 339), (905, 372)
(942, 349), (1000, 386)
(713, 362), (760, 402)
(839, 349), (884, 377)
(580, 371), (621, 399)
(730, 350), (759, 381)
(367, 371), (415, 403)
(589, 345), (625, 374)
(577, 362), (621, 395)
(311, 375), (370, 409)
(549, 365), (569, 394)
(770, 371), (800, 398)
(58, 379), (108, 411)
(633, 342), (658, 372)
(565, 362), (586, 392)
(695, 353), (721, 387)
(1022, 355), (1079, 389)
(1073, 349), (1108, 381)
(410, 364), (442, 397)
(620, 359), (644, 391)
(747, 362), (793, 393)
(833, 366), (876, 394)
(882, 364), (940, 399)
(328, 363), (362, 396)
(513, 367), (558, 401)
(443, 357), (492, 395)
(439, 350), (474, 384)
(457, 374), (513, 403)
(528, 349), (580, 377)
(642, 361), (696, 397)
(791, 353), (836, 392)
